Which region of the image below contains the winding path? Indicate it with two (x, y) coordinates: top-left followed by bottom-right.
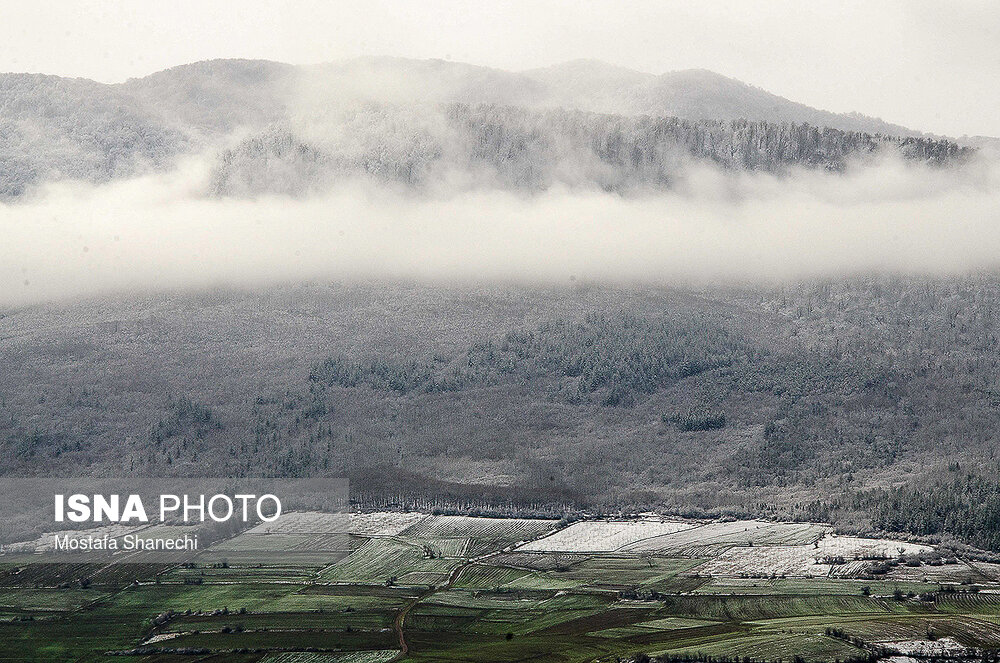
(390, 548), (506, 661)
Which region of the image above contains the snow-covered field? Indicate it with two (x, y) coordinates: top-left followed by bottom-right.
(401, 515), (557, 542)
(696, 545), (828, 577)
(508, 516), (934, 580)
(696, 534), (933, 578)
(348, 511), (427, 536)
(883, 637), (972, 656)
(519, 519), (695, 552)
(621, 520), (830, 554)
(816, 535), (931, 558)
(243, 512), (939, 582)
(245, 510), (351, 534)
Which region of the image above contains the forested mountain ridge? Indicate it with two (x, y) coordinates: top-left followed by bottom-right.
(0, 57), (975, 198)
(211, 104), (971, 196)
(0, 72), (187, 197)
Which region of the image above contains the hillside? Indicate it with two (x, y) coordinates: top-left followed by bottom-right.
(4, 278), (1000, 549)
(526, 60), (920, 136)
(0, 57), (970, 198)
(210, 105), (968, 196)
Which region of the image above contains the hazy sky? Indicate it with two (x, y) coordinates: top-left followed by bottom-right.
(0, 0), (998, 137)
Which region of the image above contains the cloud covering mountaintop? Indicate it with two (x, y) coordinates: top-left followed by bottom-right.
(1, 56), (995, 306)
(0, 57), (962, 199)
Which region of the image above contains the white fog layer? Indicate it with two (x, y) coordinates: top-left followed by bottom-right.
(3, 154), (1000, 306)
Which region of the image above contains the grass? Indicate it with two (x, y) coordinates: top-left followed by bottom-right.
(657, 632), (867, 663)
(262, 652), (399, 663)
(165, 563), (318, 583)
(452, 564), (532, 589)
(321, 537), (462, 586)
(0, 588), (108, 612)
(693, 577), (941, 596)
(107, 582), (304, 614)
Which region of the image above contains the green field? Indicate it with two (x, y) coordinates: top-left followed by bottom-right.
(0, 515), (998, 662)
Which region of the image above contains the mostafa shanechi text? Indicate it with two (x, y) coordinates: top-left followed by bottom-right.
(52, 533), (199, 551)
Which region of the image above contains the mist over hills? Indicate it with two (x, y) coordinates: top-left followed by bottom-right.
(525, 59), (921, 136)
(0, 57), (973, 198)
(4, 57), (1000, 553)
(210, 105), (967, 197)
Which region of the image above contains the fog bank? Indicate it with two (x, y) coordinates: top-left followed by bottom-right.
(3, 156), (1000, 307)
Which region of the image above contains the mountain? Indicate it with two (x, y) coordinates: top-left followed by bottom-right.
(211, 106), (968, 197)
(121, 59), (296, 135)
(0, 73), (185, 197)
(525, 60), (920, 136)
(301, 57), (546, 109)
(294, 57), (925, 137)
(0, 57), (973, 198)
(7, 278), (1000, 550)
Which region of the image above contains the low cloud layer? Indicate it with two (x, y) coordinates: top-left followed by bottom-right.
(3, 154), (1000, 307)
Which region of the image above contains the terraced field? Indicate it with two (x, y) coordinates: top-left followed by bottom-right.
(1, 514), (999, 662)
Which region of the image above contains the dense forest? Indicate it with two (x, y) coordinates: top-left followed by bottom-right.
(0, 58), (975, 199)
(4, 278), (1000, 550)
(210, 105), (971, 196)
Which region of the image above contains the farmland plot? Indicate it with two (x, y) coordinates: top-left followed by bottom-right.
(693, 534), (933, 578)
(657, 594), (906, 621)
(658, 632), (866, 663)
(210, 532), (350, 552)
(0, 563), (103, 589)
(262, 652), (399, 663)
(166, 564), (315, 583)
(401, 515), (556, 544)
(500, 571), (585, 591)
(163, 628), (393, 651)
(453, 564), (532, 589)
(935, 592), (1000, 614)
(877, 560), (987, 584)
(269, 585), (414, 612)
(159, 609), (395, 633)
(110, 582), (303, 613)
(425, 589), (553, 611)
(0, 588), (107, 611)
(816, 535), (931, 558)
(622, 520), (830, 555)
(199, 531), (351, 566)
(488, 551), (593, 571)
(518, 519), (694, 552)
(827, 559), (875, 578)
(349, 511), (428, 536)
(696, 545), (830, 578)
(884, 636), (973, 656)
(321, 537), (461, 586)
(821, 616), (1000, 648)
(966, 561), (1000, 581)
(10, 511), (1000, 661)
(246, 511), (351, 534)
(695, 577), (937, 596)
(404, 536), (471, 558)
(544, 556), (703, 588)
(0, 562), (169, 589)
(635, 616), (722, 630)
